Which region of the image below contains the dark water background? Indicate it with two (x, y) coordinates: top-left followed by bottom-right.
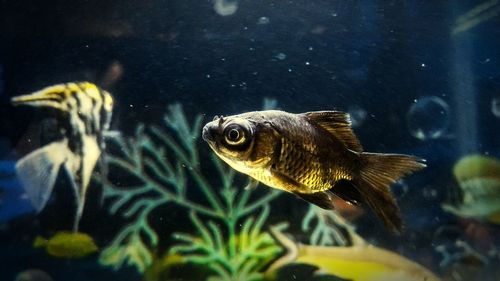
(0, 0), (499, 280)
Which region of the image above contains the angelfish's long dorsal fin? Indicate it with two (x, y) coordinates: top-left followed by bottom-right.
(15, 139), (69, 212)
(304, 111), (363, 152)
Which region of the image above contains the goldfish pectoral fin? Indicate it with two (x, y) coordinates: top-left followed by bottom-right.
(268, 168), (335, 209)
(15, 140), (69, 212)
(244, 178), (259, 190)
(330, 180), (362, 206)
(293, 191), (335, 210)
(269, 167), (302, 187)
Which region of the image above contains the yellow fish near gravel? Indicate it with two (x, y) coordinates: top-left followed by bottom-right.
(34, 231), (98, 258)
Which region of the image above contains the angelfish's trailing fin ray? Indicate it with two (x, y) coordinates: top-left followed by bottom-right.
(15, 140), (70, 212)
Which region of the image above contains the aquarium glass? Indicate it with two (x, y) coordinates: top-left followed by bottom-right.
(1, 1), (499, 281)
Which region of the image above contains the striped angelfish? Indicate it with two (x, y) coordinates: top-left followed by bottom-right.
(11, 82), (114, 231)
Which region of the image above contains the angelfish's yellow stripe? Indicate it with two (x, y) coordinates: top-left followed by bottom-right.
(79, 82), (101, 100)
(41, 84), (67, 96)
(102, 91), (113, 111)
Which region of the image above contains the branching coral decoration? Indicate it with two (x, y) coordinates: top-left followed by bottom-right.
(98, 103), (283, 280)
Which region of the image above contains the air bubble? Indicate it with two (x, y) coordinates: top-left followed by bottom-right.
(392, 179), (409, 198)
(257, 16), (270, 25)
(213, 0), (238, 16)
(274, 53), (286, 60)
(491, 97), (500, 118)
(347, 105), (367, 128)
(406, 96), (451, 140)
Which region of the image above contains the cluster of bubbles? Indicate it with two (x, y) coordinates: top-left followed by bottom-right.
(406, 96), (451, 141)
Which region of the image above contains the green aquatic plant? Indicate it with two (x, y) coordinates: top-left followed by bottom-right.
(302, 206), (347, 246)
(98, 104), (283, 279)
(435, 239), (487, 268)
(301, 205), (362, 247)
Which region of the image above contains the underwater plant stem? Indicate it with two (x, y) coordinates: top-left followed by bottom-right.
(150, 126), (225, 215)
(234, 189), (251, 215)
(109, 199), (162, 247)
(240, 190), (281, 217)
(266, 224), (298, 276)
(189, 168), (226, 216)
(137, 202), (160, 245)
(173, 197), (221, 218)
(227, 217), (237, 259)
(105, 154), (220, 218)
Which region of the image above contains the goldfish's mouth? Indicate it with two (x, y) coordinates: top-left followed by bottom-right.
(201, 125), (212, 142)
(203, 121), (222, 141)
(202, 136), (219, 152)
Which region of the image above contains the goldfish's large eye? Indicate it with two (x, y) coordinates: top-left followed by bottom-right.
(223, 124), (246, 145)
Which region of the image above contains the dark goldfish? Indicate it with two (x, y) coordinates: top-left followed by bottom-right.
(202, 110), (426, 233)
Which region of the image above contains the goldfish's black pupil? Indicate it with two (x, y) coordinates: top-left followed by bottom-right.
(228, 128), (240, 141)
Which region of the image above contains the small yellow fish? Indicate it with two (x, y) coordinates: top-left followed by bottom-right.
(34, 231), (98, 258)
(202, 110), (425, 233)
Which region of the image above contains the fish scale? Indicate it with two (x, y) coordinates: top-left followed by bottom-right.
(276, 132), (350, 193)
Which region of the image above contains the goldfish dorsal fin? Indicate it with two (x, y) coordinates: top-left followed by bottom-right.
(304, 111), (363, 152)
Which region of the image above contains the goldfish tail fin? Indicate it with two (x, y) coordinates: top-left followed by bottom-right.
(15, 140), (70, 212)
(33, 236), (47, 248)
(356, 153), (426, 234)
